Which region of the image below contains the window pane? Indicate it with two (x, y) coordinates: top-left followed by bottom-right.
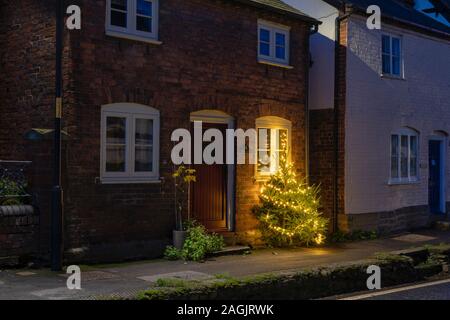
(257, 129), (271, 173)
(106, 146), (126, 172)
(135, 119), (153, 145)
(401, 135), (408, 178)
(276, 46), (285, 60)
(259, 43), (270, 56)
(107, 117), (126, 144)
(111, 0), (127, 11)
(276, 33), (285, 46)
(135, 146), (153, 172)
(382, 35), (390, 54)
(392, 56), (401, 76)
(137, 16), (152, 32)
(391, 135), (399, 178)
(259, 28), (270, 43)
(392, 38), (400, 56)
(410, 136), (417, 177)
(277, 129), (288, 151)
(382, 54), (391, 74)
(137, 0), (152, 16)
(111, 10), (127, 27)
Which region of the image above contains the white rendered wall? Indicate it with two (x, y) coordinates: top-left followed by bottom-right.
(283, 0), (338, 109)
(345, 15), (450, 214)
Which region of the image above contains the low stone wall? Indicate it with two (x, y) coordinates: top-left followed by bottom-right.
(0, 206), (39, 267)
(338, 205), (437, 234)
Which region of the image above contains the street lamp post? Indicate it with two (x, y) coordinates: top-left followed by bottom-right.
(51, 0), (64, 271)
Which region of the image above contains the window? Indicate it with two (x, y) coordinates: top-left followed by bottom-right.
(256, 117), (291, 177)
(258, 20), (290, 66)
(382, 34), (402, 77)
(106, 0), (159, 42)
(390, 128), (418, 183)
(101, 103), (160, 183)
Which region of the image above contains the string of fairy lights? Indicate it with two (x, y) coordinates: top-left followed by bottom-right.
(257, 131), (326, 245)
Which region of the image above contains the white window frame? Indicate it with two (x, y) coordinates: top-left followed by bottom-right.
(257, 20), (291, 67)
(106, 0), (160, 44)
(101, 103), (160, 184)
(389, 128), (419, 184)
(381, 34), (403, 78)
(255, 116), (292, 179)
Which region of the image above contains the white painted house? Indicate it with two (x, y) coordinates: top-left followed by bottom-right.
(286, 0), (450, 233)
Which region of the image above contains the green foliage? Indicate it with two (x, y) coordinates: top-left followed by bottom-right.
(164, 222), (225, 262)
(331, 230), (378, 243)
(0, 177), (27, 205)
(164, 246), (182, 261)
(253, 151), (328, 247)
(173, 166), (196, 231)
(181, 224), (225, 261)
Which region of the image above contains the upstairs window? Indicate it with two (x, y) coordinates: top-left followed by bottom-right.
(258, 20), (290, 66)
(390, 128), (418, 184)
(106, 0), (159, 42)
(101, 103), (160, 183)
(382, 34), (402, 77)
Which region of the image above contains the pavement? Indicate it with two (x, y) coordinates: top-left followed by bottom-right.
(1, 229), (450, 300)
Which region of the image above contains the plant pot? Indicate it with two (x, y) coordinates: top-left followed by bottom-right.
(173, 230), (187, 250)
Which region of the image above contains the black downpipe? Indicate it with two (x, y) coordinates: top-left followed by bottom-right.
(51, 0), (64, 271)
(305, 24), (319, 181)
(333, 11), (351, 233)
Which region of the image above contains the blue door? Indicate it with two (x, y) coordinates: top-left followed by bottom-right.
(429, 140), (442, 214)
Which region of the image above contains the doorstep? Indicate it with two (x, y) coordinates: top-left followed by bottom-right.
(210, 245), (251, 258)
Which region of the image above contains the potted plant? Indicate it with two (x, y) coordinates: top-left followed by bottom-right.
(172, 165), (196, 249)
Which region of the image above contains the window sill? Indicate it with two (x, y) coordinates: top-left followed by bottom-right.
(258, 59), (293, 69)
(100, 177), (162, 185)
(381, 74), (405, 81)
(106, 30), (162, 45)
(388, 179), (420, 186)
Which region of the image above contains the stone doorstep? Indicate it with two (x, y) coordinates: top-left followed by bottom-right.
(210, 245), (251, 258)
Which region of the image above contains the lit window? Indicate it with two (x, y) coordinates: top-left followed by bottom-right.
(382, 34), (402, 77)
(106, 0), (159, 42)
(390, 128), (418, 183)
(256, 117), (291, 177)
(258, 20), (290, 65)
(101, 103), (160, 183)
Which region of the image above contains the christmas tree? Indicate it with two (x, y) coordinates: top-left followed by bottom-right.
(254, 143), (328, 247)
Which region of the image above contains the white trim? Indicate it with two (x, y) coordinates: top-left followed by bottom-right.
(389, 128), (419, 185)
(255, 116), (292, 178)
(100, 103), (160, 184)
(381, 33), (404, 79)
(106, 0), (159, 43)
(257, 20), (290, 67)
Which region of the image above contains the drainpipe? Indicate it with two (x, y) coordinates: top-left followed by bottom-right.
(333, 7), (352, 233)
(51, 0), (64, 271)
(305, 23), (319, 182)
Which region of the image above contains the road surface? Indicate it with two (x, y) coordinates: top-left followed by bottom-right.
(340, 278), (450, 300)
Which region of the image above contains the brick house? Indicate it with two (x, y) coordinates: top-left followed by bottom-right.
(0, 0), (320, 263)
(287, 0), (450, 233)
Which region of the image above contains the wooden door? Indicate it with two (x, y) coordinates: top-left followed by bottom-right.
(429, 140), (443, 214)
(191, 123), (228, 231)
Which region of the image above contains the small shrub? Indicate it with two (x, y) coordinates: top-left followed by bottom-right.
(182, 225), (225, 261)
(331, 230), (378, 243)
(164, 246), (182, 261)
(164, 223), (225, 262)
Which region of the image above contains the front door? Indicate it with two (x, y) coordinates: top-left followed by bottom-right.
(429, 140), (443, 214)
(191, 123), (228, 231)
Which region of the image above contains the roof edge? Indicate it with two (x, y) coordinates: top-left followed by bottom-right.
(233, 0), (322, 25)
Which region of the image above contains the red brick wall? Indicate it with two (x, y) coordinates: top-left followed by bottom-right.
(1, 0), (311, 261)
